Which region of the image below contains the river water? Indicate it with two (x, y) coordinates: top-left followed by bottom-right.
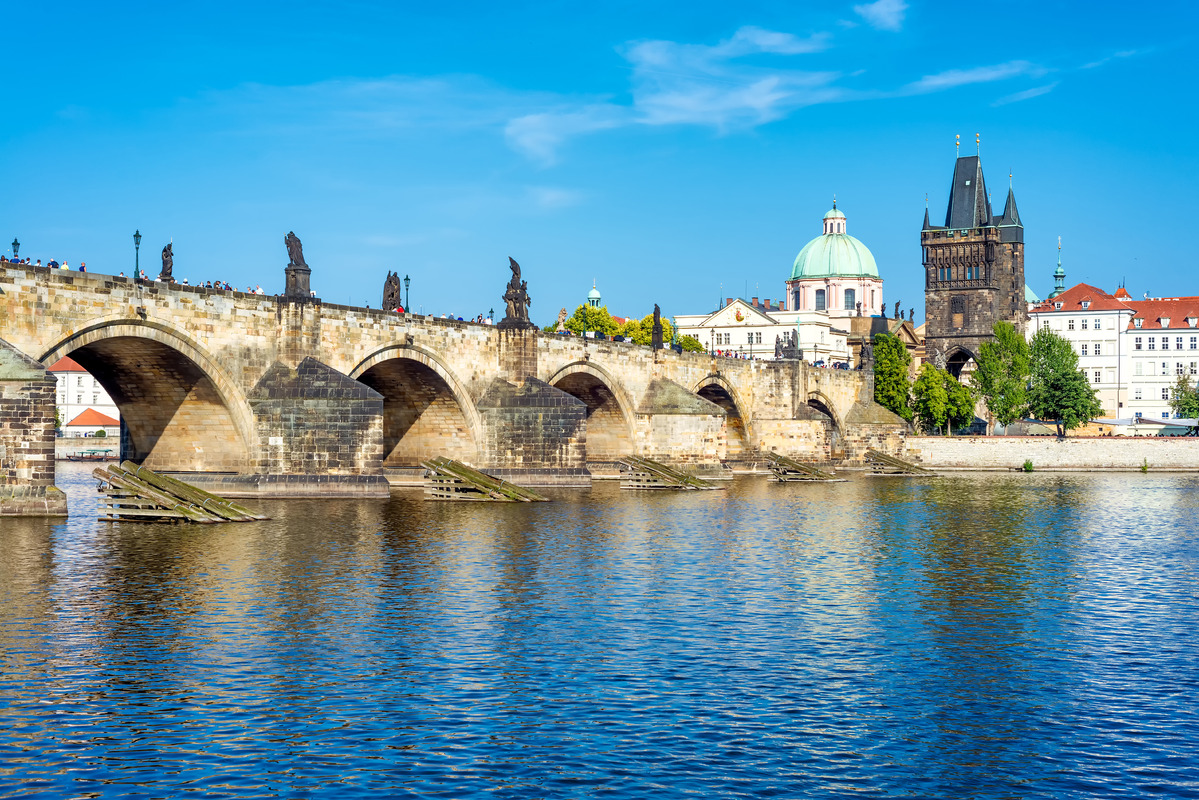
(1, 462), (1197, 799)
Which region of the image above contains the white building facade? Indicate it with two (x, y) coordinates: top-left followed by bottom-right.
(675, 298), (850, 365)
(1028, 283), (1199, 423)
(48, 356), (121, 437)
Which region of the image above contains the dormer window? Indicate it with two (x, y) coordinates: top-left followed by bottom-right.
(1162, 318), (1171, 328)
(1081, 301), (1090, 309)
(1054, 302), (1063, 310)
(1134, 319), (1143, 329)
(1189, 318), (1198, 328)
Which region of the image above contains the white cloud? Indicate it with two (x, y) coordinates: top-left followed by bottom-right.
(504, 106), (627, 165)
(992, 82), (1059, 106)
(853, 0), (909, 32)
(902, 61), (1044, 94)
(526, 186), (585, 210)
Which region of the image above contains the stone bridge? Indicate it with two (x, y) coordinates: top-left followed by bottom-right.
(1, 264), (905, 502)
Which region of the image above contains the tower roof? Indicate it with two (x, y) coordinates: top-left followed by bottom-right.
(997, 187), (1022, 227)
(945, 155), (993, 229)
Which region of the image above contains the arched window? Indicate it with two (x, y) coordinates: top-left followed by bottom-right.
(815, 289), (826, 311)
(792, 288), (802, 310)
(844, 288), (856, 311)
(951, 295), (966, 328)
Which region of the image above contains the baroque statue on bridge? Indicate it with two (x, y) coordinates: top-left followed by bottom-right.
(498, 257), (535, 330)
(651, 304), (664, 350)
(159, 242), (174, 283)
(894, 301), (901, 320)
(284, 232), (307, 267)
(556, 307), (568, 332)
(382, 271), (403, 311)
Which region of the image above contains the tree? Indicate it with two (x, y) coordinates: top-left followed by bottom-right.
(618, 313), (673, 346)
(872, 332), (913, 422)
(1027, 326), (1105, 436)
(678, 335), (706, 353)
(563, 304), (619, 337)
(1168, 374), (1199, 418)
(971, 321), (1030, 433)
(912, 363), (975, 434)
(912, 363), (948, 433)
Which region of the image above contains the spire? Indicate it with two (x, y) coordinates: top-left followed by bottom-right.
(923, 193), (931, 230)
(1049, 236), (1066, 299)
(998, 186), (1022, 227)
(944, 155), (993, 229)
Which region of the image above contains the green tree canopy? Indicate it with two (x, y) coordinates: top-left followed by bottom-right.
(561, 304), (619, 337)
(872, 332), (913, 422)
(678, 334), (706, 353)
(1027, 326), (1105, 436)
(1168, 374), (1199, 418)
(618, 313), (674, 345)
(912, 363), (976, 434)
(971, 321), (1031, 431)
(912, 363), (948, 433)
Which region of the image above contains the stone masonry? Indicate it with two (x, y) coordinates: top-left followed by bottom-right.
(0, 337), (67, 515)
(0, 264), (908, 502)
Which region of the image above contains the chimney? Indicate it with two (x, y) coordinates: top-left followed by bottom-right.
(727, 297), (734, 307)
(764, 299), (771, 310)
(751, 297), (758, 307)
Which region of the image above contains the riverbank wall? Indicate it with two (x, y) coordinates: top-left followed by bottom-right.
(908, 435), (1199, 471)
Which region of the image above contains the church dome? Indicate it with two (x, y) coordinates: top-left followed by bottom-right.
(588, 284), (601, 301)
(790, 205), (878, 280)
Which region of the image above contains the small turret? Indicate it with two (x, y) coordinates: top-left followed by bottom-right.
(1048, 237), (1066, 299)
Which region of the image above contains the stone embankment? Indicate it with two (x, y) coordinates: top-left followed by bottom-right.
(908, 435), (1199, 471)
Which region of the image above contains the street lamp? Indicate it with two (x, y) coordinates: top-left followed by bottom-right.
(11, 237), (19, 260)
(403, 274), (410, 311)
(133, 230), (142, 276)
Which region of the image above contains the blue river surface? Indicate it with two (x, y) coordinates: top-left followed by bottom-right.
(1, 462), (1197, 799)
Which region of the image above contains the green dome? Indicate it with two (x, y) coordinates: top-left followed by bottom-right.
(791, 231), (878, 279)
(824, 207), (846, 220)
(588, 285), (602, 301)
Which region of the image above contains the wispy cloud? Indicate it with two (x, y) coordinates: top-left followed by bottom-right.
(853, 0), (909, 32)
(1082, 49), (1138, 69)
(902, 61), (1045, 94)
(993, 82), (1059, 106)
(526, 186), (585, 210)
(505, 106), (627, 165)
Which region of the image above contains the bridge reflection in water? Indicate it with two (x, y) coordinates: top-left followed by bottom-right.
(0, 465), (1195, 798)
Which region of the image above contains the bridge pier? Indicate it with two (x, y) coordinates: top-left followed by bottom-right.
(0, 338), (66, 516)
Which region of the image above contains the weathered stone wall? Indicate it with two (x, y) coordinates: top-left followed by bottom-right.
(909, 435), (1199, 470)
(0, 264), (904, 490)
(477, 378), (587, 477)
(0, 338), (66, 515)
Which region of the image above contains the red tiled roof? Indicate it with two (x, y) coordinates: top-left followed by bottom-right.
(1114, 287), (1132, 299)
(66, 408), (119, 427)
(1125, 297), (1199, 330)
(1029, 283), (1126, 312)
(47, 356), (87, 372)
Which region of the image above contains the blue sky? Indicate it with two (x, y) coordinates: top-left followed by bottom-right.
(4, 1), (1195, 323)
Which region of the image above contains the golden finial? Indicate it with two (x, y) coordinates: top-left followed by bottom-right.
(1058, 235), (1062, 251)
(955, 134), (960, 156)
(976, 132), (980, 155)
(833, 192), (837, 209)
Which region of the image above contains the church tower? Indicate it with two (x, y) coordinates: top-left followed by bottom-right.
(921, 150), (1026, 375)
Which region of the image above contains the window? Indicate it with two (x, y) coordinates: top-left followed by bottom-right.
(1042, 320), (1050, 329)
(1163, 412), (1170, 419)
(844, 288), (855, 311)
(1149, 337), (1156, 350)
(792, 289), (801, 310)
(951, 296), (966, 328)
(1081, 344), (1089, 356)
(1162, 318), (1171, 328)
(1191, 363), (1197, 375)
(1082, 301), (1091, 309)
(75, 394), (82, 404)
(1135, 337), (1143, 350)
(1135, 388), (1142, 400)
(1135, 319), (1143, 328)
(1191, 337), (1197, 350)
(1178, 337), (1184, 350)
(1093, 371), (1101, 384)
(1095, 318), (1101, 330)
(748, 332), (754, 344)
(1178, 363), (1186, 376)
(755, 332), (762, 344)
(1163, 388), (1171, 400)
(76, 376), (84, 387)
(1068, 319), (1075, 330)
(1135, 362), (1143, 376)
(91, 393), (98, 404)
(1094, 343), (1102, 356)
(1162, 362), (1169, 376)
(1054, 302), (1063, 310)
(815, 289), (826, 311)
(1081, 318), (1088, 330)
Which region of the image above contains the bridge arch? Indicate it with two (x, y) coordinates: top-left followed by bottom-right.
(546, 361), (636, 461)
(351, 343), (482, 466)
(694, 375), (753, 458)
(39, 318), (256, 473)
(943, 347), (976, 379)
(806, 390), (845, 460)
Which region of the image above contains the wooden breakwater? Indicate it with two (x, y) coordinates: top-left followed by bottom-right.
(94, 462), (268, 522)
(421, 457), (549, 502)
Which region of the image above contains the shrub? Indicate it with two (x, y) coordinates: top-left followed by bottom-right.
(1022, 459), (1034, 472)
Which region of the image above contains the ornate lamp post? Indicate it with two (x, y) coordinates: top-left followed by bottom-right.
(11, 237), (19, 260)
(403, 274), (410, 311)
(133, 230), (142, 275)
